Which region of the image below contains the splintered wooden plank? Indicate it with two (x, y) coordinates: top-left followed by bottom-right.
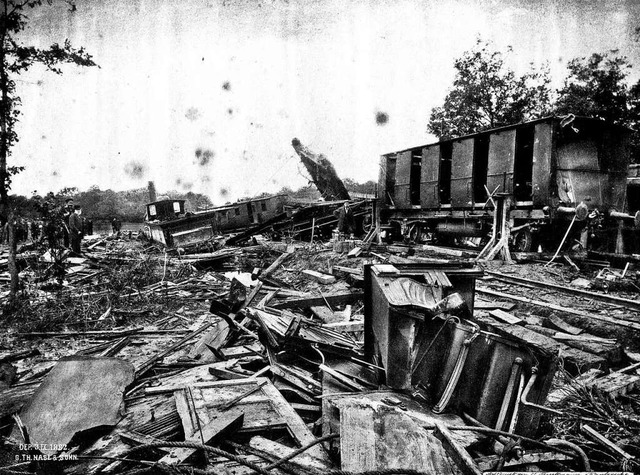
(188, 319), (230, 360)
(340, 404), (459, 474)
(259, 379), (331, 462)
(489, 309), (523, 325)
(168, 378), (330, 463)
(301, 270), (336, 284)
(434, 423), (482, 475)
(272, 291), (364, 309)
(548, 315), (583, 335)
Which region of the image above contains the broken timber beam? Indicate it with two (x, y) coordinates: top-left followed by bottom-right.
(261, 251), (293, 280)
(476, 287), (640, 332)
(433, 423), (483, 475)
(135, 322), (216, 377)
(272, 291), (364, 309)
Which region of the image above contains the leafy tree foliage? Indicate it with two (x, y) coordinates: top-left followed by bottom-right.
(73, 186), (213, 222)
(428, 39), (552, 139)
(555, 51), (640, 161)
(0, 0), (97, 217)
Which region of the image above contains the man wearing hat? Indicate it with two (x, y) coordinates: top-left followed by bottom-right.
(69, 205), (83, 255)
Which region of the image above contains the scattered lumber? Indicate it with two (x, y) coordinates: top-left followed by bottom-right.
(485, 270), (640, 312)
(477, 287), (640, 332)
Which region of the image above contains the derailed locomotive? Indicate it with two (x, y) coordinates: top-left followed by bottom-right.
(378, 116), (639, 252)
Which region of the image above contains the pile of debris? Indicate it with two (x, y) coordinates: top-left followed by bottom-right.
(0, 233), (639, 475)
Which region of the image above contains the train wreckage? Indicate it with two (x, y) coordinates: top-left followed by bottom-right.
(3, 120), (640, 474)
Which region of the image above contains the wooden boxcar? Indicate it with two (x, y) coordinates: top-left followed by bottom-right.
(143, 194), (288, 247)
(378, 116), (637, 252)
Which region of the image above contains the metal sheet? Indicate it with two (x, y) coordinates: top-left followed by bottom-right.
(487, 130), (516, 195)
(420, 146), (440, 208)
(18, 356), (134, 455)
(450, 139), (474, 207)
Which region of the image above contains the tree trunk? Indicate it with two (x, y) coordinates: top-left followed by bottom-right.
(7, 216), (17, 298)
(291, 138), (351, 201)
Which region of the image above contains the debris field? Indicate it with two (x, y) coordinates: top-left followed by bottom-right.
(0, 230), (640, 475)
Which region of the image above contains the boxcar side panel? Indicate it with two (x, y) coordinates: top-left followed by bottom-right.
(486, 130), (516, 195)
(532, 122), (553, 208)
(601, 127), (630, 212)
(556, 123), (602, 207)
(451, 139), (474, 207)
(378, 155), (388, 203)
(394, 151), (412, 208)
(380, 154), (397, 206)
(420, 145), (440, 208)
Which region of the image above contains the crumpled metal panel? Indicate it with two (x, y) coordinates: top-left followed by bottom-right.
(381, 278), (438, 309)
(18, 356), (134, 455)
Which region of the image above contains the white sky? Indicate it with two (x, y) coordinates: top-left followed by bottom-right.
(9, 0), (640, 204)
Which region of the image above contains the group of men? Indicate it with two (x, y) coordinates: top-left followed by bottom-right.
(0, 218), (43, 244)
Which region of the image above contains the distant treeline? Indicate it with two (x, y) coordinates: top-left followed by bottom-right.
(9, 179), (377, 222)
(9, 186), (213, 223)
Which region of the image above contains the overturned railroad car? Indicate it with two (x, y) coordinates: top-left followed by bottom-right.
(143, 194), (288, 247)
(378, 116), (638, 252)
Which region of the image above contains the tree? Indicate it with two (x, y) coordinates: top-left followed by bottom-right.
(0, 0), (96, 300)
(555, 51), (640, 161)
(427, 39), (552, 139)
(555, 51), (631, 123)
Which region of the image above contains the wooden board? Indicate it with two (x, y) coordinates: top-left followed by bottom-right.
(547, 315), (583, 335)
(301, 270), (336, 284)
(272, 291), (364, 309)
(474, 301), (516, 311)
(188, 319), (230, 360)
(489, 309), (523, 325)
(339, 402), (460, 474)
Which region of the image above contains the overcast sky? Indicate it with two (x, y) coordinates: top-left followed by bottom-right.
(10, 0), (640, 204)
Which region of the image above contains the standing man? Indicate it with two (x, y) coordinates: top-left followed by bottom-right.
(69, 205), (83, 256)
(62, 198), (74, 248)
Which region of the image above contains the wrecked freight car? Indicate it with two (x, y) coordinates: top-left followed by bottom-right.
(378, 116), (640, 254)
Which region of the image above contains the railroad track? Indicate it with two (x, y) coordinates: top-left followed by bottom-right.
(476, 270), (640, 332)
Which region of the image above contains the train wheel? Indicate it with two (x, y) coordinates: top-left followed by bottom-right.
(512, 228), (533, 252)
